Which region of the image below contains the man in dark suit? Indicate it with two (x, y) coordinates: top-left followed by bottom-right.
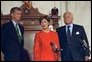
(56, 12), (90, 61)
(1, 7), (26, 61)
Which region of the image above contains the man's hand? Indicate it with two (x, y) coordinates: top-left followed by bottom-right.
(85, 56), (89, 61)
(1, 52), (4, 61)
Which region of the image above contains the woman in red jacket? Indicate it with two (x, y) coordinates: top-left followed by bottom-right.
(33, 16), (60, 61)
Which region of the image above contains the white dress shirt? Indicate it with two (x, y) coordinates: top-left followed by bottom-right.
(12, 20), (22, 36)
(66, 23), (73, 35)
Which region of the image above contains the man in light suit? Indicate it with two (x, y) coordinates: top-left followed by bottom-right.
(56, 12), (90, 61)
(1, 7), (28, 61)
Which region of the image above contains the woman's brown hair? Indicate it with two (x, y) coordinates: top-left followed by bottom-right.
(39, 16), (50, 24)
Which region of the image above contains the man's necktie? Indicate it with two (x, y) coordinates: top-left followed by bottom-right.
(15, 24), (22, 44)
(67, 26), (71, 45)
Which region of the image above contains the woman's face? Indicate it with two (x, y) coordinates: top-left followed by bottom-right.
(40, 19), (49, 29)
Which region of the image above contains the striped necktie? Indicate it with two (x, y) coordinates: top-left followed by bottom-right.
(67, 26), (71, 45)
(15, 24), (22, 44)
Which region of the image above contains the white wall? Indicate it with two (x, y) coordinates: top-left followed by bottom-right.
(1, 1), (91, 58)
(1, 1), (22, 15)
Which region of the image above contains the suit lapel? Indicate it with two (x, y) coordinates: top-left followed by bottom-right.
(9, 21), (19, 39)
(71, 24), (76, 39)
(9, 21), (17, 34)
(63, 26), (67, 42)
(63, 26), (67, 37)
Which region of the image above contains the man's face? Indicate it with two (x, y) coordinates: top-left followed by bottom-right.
(11, 10), (22, 21)
(63, 12), (73, 25)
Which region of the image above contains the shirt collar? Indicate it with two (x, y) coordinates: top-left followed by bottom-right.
(12, 20), (16, 26)
(12, 20), (19, 26)
(66, 23), (73, 28)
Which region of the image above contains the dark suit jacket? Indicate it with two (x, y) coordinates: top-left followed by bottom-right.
(1, 20), (25, 61)
(56, 24), (90, 61)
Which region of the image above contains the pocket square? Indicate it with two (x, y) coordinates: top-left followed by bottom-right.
(76, 31), (80, 35)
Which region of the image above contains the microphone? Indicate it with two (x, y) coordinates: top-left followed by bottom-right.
(50, 42), (63, 59)
(50, 42), (59, 53)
